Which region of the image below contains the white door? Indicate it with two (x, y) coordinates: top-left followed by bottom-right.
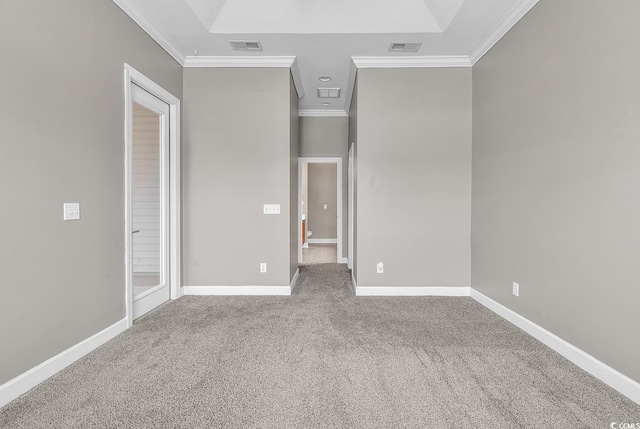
(130, 84), (170, 320)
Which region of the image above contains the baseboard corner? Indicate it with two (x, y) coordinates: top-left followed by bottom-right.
(290, 268), (300, 293)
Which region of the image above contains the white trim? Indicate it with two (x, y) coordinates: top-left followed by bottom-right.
(183, 286), (292, 296)
(289, 58), (305, 99)
(124, 64), (182, 327)
(0, 318), (127, 409)
(169, 100), (183, 300)
(351, 55), (472, 68)
(470, 289), (640, 405)
(298, 110), (348, 117)
(183, 55), (296, 68)
(344, 59), (358, 117)
(183, 55), (304, 100)
(298, 157), (343, 265)
(338, 257), (348, 264)
(468, 0), (540, 64)
(112, 0), (185, 65)
(356, 286), (470, 297)
(307, 238), (337, 244)
(351, 271), (357, 295)
(347, 143), (354, 270)
(290, 268), (300, 293)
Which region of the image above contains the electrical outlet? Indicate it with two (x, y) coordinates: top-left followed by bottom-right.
(260, 263), (267, 273)
(377, 262), (384, 274)
(512, 282), (519, 297)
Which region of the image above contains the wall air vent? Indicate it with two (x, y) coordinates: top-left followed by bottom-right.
(389, 42), (422, 52)
(229, 40), (263, 51)
(317, 88), (341, 98)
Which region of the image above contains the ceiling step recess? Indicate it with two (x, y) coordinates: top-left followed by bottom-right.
(389, 42), (422, 52)
(229, 40), (263, 51)
(317, 88), (341, 98)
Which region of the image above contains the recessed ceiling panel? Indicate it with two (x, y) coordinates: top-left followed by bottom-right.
(184, 0), (228, 30)
(422, 0), (466, 32)
(208, 0), (443, 34)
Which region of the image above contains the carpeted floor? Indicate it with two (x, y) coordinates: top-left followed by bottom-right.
(1, 263), (638, 428)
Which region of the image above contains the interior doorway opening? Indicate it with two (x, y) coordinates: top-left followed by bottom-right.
(298, 157), (343, 265)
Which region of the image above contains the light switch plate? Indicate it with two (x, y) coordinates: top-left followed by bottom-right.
(63, 203), (80, 221)
(263, 204), (280, 215)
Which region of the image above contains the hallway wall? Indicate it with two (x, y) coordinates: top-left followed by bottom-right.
(182, 68), (298, 287)
(299, 116), (349, 258)
(353, 68), (472, 287)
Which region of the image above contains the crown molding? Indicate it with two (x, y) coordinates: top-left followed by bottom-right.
(469, 0), (540, 65)
(299, 110), (348, 117)
(112, 0), (186, 65)
(184, 56), (304, 99)
(183, 56), (297, 68)
(351, 55), (472, 68)
(344, 59), (358, 116)
(289, 57), (305, 99)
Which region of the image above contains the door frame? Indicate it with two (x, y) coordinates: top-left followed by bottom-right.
(348, 143), (354, 269)
(124, 64), (181, 327)
(298, 157), (343, 264)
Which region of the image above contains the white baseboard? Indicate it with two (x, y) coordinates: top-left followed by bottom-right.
(0, 318), (128, 409)
(356, 286), (471, 297)
(290, 268), (300, 293)
(338, 257), (348, 264)
(306, 238), (337, 244)
(470, 288), (640, 405)
(183, 285), (292, 296)
(351, 271), (357, 295)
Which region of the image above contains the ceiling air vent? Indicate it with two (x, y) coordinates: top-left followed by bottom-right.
(389, 42), (422, 52)
(317, 88), (341, 98)
(229, 40), (263, 51)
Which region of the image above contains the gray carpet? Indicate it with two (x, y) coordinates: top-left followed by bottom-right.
(1, 264), (638, 428)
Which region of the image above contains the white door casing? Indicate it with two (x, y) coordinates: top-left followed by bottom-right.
(124, 64), (181, 326)
(298, 157), (343, 264)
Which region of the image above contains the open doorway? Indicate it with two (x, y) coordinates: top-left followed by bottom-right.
(298, 157), (343, 264)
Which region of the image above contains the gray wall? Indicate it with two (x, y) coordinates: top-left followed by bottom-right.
(0, 0), (183, 384)
(348, 80), (358, 280)
(289, 76), (299, 280)
(472, 0), (640, 383)
(299, 116), (349, 256)
(355, 68), (471, 287)
(307, 164), (338, 239)
(182, 68), (296, 287)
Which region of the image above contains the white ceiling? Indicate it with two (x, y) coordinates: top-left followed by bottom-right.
(114, 0), (538, 114)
